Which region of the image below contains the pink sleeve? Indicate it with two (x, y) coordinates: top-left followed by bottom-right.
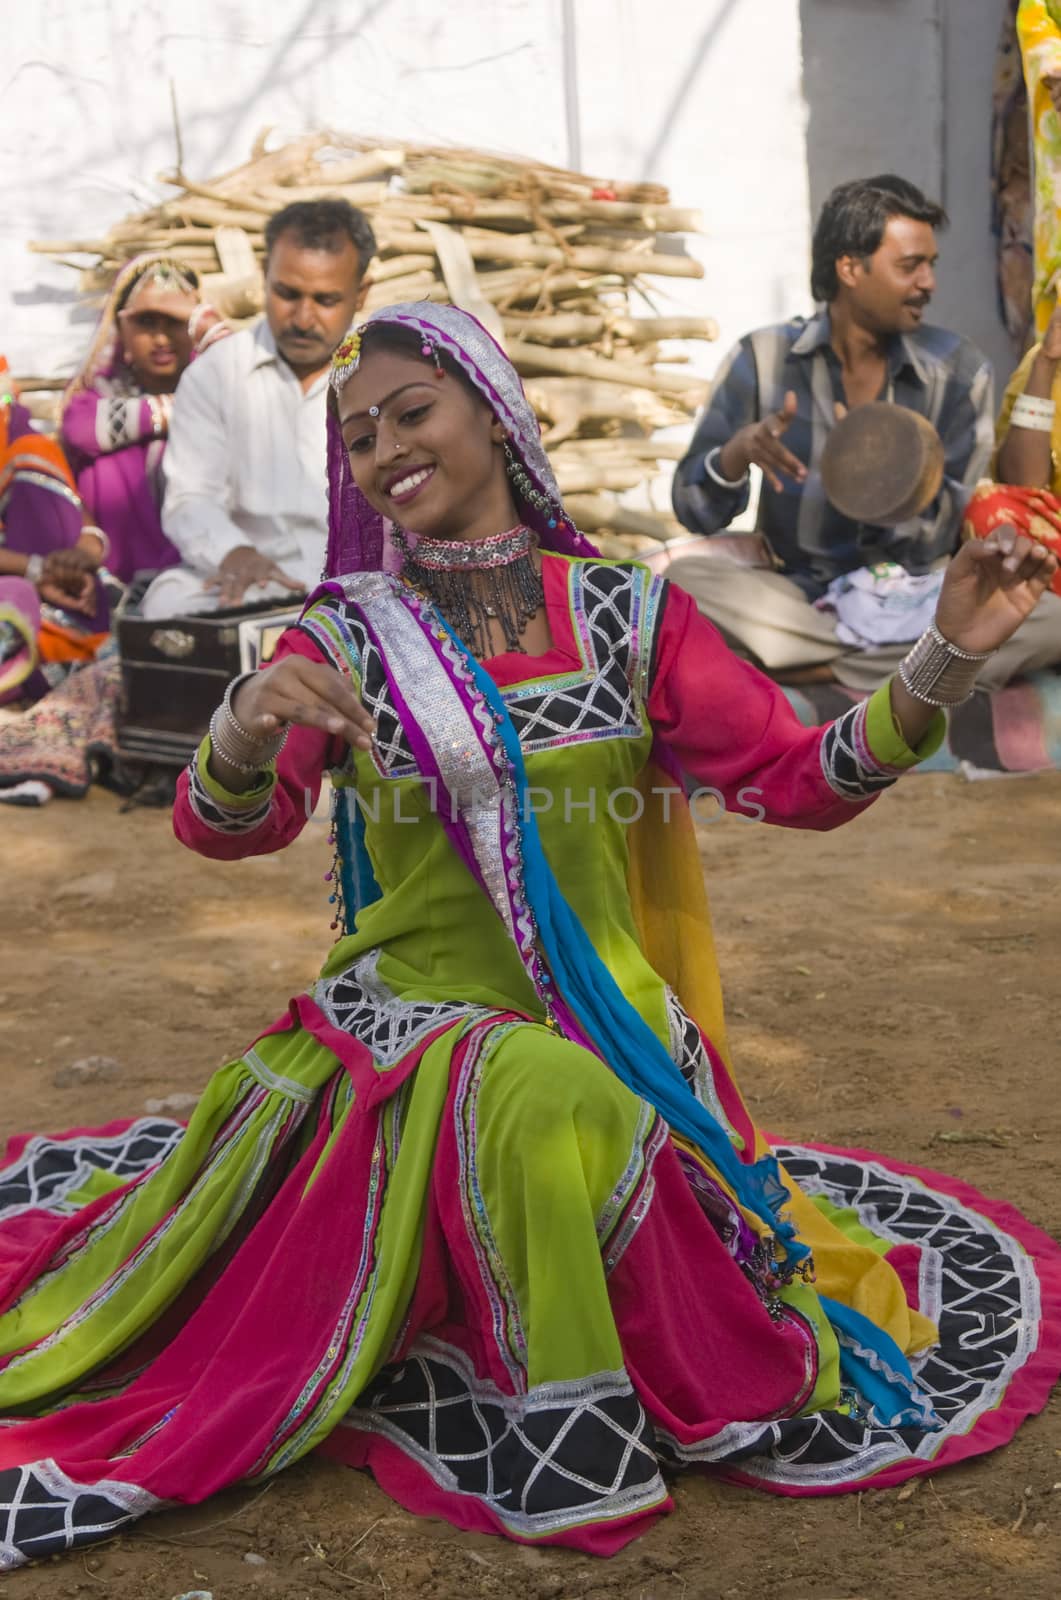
(173, 626), (346, 860)
(646, 579), (877, 831)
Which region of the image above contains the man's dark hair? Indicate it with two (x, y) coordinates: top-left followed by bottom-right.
(265, 199), (377, 278)
(810, 175), (947, 303)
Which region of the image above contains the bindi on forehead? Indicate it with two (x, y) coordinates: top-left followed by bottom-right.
(339, 376), (438, 425)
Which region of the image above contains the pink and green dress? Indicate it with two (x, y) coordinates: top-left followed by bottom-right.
(0, 550), (1056, 1566)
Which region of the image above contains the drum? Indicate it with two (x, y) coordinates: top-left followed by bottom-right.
(820, 402), (945, 526)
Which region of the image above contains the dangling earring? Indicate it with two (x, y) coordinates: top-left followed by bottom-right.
(504, 441), (560, 530)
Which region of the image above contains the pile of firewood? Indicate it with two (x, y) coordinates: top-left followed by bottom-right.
(24, 133), (716, 554)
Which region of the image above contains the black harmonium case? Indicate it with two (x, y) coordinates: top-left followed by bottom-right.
(116, 599), (302, 767)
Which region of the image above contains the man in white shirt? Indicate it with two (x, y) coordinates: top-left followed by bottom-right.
(141, 199), (374, 620)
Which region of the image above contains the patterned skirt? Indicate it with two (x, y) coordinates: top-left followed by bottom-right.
(0, 980), (1057, 1568)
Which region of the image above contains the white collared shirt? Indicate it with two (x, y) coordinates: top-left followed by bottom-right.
(161, 319), (329, 584)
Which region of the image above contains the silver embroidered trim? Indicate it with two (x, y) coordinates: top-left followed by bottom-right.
(339, 573), (514, 937)
(187, 759), (274, 835)
(0, 1120), (184, 1222)
(314, 950), (485, 1067)
(664, 988), (738, 1138)
(242, 1047), (319, 1105)
(661, 1143), (1042, 1488)
(0, 1458), (160, 1569)
(343, 1333), (665, 1536)
(819, 701), (902, 803)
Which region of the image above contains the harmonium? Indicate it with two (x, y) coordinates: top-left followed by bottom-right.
(116, 599), (303, 767)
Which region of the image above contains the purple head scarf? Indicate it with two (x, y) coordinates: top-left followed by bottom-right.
(324, 301), (599, 578)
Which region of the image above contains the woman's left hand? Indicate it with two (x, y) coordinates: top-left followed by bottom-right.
(934, 524), (1058, 655)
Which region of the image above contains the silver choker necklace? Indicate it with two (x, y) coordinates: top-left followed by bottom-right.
(393, 524), (544, 658)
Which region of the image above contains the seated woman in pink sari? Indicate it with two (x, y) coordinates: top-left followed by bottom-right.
(59, 256), (222, 585)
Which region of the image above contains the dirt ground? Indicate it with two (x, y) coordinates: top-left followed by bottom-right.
(2, 770), (1061, 1600)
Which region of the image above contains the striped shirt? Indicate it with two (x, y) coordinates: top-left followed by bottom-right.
(161, 319), (328, 587)
(671, 312), (995, 599)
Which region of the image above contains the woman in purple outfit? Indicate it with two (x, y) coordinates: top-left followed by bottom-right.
(60, 255), (221, 585)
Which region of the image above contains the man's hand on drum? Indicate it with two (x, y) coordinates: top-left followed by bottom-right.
(233, 657), (376, 751)
(717, 390), (807, 492)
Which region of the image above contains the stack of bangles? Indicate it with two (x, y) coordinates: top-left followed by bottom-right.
(208, 673), (288, 774)
(897, 621), (994, 707)
(1010, 392), (1056, 433)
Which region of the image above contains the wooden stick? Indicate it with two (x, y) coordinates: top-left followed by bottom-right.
(11, 376), (67, 390)
(550, 437), (686, 462)
(608, 314), (718, 344)
(366, 253), (436, 283)
(524, 376), (687, 443)
(249, 181), (392, 209)
(362, 274), (444, 310)
(169, 81), (185, 178)
(562, 493), (680, 542)
(375, 230), (703, 278)
(201, 132), (329, 195)
(291, 151), (406, 185)
(552, 463), (652, 494)
(503, 312), (605, 345)
(159, 197), (274, 231)
(508, 340), (707, 396)
(159, 175), (276, 215)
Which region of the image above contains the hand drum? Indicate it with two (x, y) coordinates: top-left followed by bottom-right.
(820, 402), (944, 526)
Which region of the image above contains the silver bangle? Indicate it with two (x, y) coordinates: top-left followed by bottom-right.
(703, 446), (750, 490)
(208, 672), (288, 774)
(80, 523), (111, 560)
(23, 554), (44, 586)
(897, 621), (995, 708)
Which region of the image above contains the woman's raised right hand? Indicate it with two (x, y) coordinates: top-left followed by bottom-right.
(232, 657), (376, 751)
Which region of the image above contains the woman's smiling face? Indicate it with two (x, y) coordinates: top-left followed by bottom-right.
(337, 342), (517, 541)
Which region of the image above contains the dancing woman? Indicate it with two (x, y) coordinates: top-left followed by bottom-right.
(0, 304), (1056, 1565)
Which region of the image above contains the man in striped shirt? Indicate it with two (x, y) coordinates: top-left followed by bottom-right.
(141, 200), (375, 621)
(669, 174), (1061, 690)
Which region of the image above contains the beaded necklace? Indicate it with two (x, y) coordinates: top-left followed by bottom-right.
(393, 524), (544, 659)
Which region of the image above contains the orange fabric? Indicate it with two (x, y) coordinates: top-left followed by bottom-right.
(0, 356), (78, 497)
(962, 480), (1061, 597)
(0, 431), (78, 499)
(37, 619), (108, 665)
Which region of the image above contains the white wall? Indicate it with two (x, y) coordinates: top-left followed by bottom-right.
(2, 0), (569, 374)
(572, 0), (811, 376)
(2, 0), (810, 385)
